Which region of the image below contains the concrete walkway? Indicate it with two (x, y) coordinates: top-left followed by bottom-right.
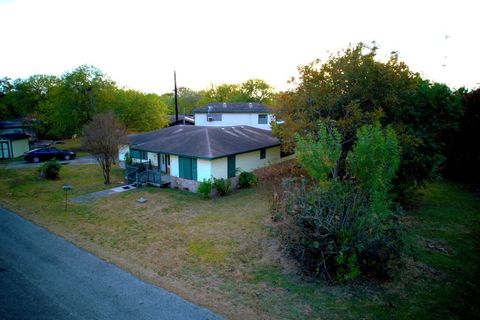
(0, 206), (222, 320)
(70, 184), (137, 203)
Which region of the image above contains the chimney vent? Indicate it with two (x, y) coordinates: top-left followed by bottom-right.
(223, 102), (227, 108)
(248, 102), (253, 108)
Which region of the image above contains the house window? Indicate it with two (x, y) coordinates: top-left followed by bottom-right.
(258, 114), (268, 124)
(260, 148), (266, 159)
(207, 114), (222, 121)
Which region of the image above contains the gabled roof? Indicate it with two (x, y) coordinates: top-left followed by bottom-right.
(0, 119), (25, 129)
(193, 102), (271, 114)
(129, 125), (280, 159)
(0, 133), (30, 140)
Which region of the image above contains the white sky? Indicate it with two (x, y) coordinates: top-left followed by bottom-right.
(1, 0), (479, 94)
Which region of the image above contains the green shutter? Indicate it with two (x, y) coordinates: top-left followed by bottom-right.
(228, 156), (236, 178)
(179, 156), (184, 178)
(192, 158), (197, 181)
(179, 156), (196, 180)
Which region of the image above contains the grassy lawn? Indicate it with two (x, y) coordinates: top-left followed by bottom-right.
(0, 165), (478, 319)
(0, 155), (24, 164)
(56, 138), (90, 157)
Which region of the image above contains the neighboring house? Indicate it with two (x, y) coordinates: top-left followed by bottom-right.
(168, 115), (195, 126)
(193, 102), (274, 130)
(0, 118), (36, 139)
(0, 133), (30, 159)
(123, 125), (293, 191)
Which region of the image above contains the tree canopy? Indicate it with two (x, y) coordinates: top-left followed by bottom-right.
(0, 65), (170, 138)
(273, 43), (464, 201)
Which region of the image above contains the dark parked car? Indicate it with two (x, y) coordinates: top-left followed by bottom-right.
(24, 147), (76, 163)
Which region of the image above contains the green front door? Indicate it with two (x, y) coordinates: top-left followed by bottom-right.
(227, 155), (236, 178)
(179, 156), (197, 180)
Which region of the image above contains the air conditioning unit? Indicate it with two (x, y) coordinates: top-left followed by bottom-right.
(207, 116), (214, 122)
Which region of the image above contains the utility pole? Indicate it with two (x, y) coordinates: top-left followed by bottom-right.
(174, 71), (179, 123)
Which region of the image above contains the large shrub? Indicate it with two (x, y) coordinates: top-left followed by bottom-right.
(347, 122), (400, 215)
(38, 160), (61, 180)
(238, 171), (258, 188)
(197, 179), (212, 199)
(295, 122), (342, 183)
(213, 177), (231, 196)
(275, 121), (402, 282)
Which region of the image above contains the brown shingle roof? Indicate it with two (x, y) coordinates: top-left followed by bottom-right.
(129, 125), (280, 159)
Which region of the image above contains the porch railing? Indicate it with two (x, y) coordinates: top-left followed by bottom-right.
(124, 164), (162, 186)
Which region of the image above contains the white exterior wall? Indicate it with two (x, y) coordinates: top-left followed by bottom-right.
(196, 159), (212, 181)
(11, 139), (30, 158)
(118, 145), (129, 161)
(170, 155), (179, 177)
(210, 157), (228, 179)
(235, 146), (282, 173)
(194, 113), (273, 130)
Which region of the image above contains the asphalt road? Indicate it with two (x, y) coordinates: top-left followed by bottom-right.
(0, 207), (221, 320)
(3, 156), (98, 169)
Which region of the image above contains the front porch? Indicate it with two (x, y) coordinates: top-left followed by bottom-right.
(124, 163), (172, 188)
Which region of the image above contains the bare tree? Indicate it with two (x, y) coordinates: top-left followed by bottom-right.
(82, 111), (127, 184)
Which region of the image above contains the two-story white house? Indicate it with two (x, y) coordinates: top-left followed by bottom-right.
(193, 102), (274, 130)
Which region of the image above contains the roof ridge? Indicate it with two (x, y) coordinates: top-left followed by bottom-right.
(205, 127), (212, 158)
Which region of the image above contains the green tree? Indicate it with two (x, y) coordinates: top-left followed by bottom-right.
(11, 75), (59, 117)
(40, 65), (116, 138)
(113, 89), (169, 132)
(198, 83), (245, 105)
(274, 43), (463, 201)
(240, 79), (275, 104)
(444, 87), (480, 183)
(198, 79), (275, 105)
(0, 77), (13, 119)
(160, 87), (203, 115)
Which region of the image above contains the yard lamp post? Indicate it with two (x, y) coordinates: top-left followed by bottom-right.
(63, 184), (72, 212)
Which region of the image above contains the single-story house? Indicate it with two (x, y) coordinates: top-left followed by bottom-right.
(193, 102), (274, 130)
(0, 133), (30, 159)
(122, 125), (294, 191)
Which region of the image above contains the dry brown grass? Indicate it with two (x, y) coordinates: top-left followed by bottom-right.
(3, 165), (477, 319)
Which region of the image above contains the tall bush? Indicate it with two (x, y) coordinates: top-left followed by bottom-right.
(197, 179), (212, 199)
(295, 122), (342, 183)
(274, 122), (402, 282)
(213, 177), (231, 196)
(347, 122), (400, 215)
(238, 171), (258, 188)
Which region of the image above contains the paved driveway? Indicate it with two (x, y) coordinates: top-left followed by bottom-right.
(0, 207), (221, 320)
(2, 155), (97, 169)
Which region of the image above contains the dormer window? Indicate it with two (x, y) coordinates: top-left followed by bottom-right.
(258, 114), (268, 124)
